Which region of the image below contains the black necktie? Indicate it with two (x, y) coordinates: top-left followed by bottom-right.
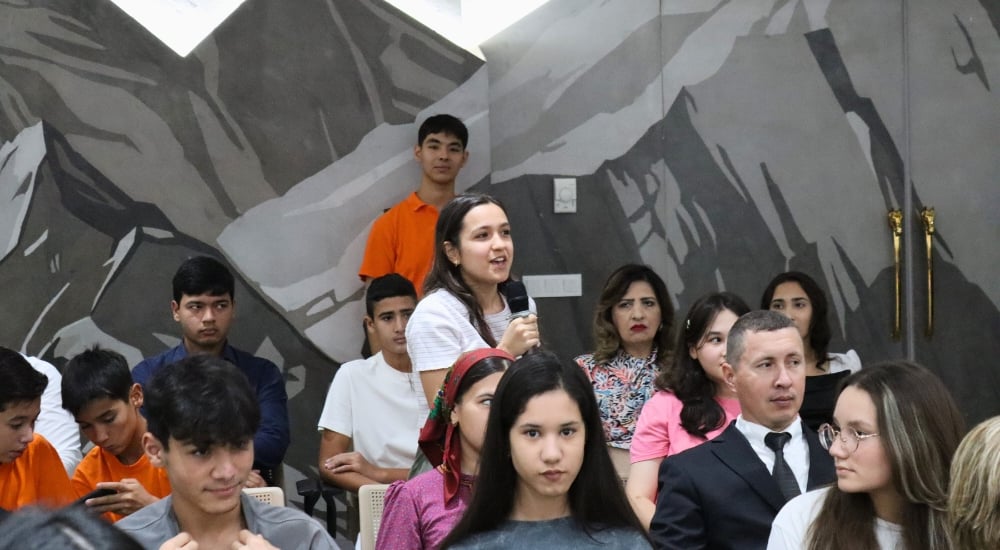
(765, 432), (800, 502)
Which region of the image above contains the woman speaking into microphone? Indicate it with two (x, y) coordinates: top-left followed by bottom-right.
(406, 193), (540, 408)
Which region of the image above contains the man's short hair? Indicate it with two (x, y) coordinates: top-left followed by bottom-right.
(171, 256), (235, 303)
(0, 347), (47, 412)
(61, 346), (133, 417)
(144, 355), (259, 450)
(417, 114), (468, 149)
(365, 273), (418, 317)
(726, 310), (796, 368)
(0, 505), (143, 550)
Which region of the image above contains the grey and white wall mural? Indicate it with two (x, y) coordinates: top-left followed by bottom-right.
(0, 0), (485, 523)
(480, 0), (1000, 425)
(2, 0), (999, 529)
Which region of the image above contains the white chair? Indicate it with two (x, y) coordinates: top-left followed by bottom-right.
(358, 484), (390, 550)
(243, 486), (285, 506)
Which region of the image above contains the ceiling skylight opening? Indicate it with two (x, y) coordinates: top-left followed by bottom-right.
(387, 0), (550, 59)
(106, 0), (547, 60)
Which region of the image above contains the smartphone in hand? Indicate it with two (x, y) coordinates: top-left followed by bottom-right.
(72, 487), (117, 506)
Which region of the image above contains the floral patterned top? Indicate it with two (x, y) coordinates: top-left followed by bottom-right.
(575, 348), (660, 449)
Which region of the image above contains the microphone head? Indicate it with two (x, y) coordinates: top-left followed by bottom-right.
(504, 280), (530, 316)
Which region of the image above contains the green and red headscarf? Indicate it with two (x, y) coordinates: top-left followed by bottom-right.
(418, 348), (514, 503)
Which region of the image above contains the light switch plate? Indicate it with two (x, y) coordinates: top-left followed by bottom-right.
(553, 178), (577, 213)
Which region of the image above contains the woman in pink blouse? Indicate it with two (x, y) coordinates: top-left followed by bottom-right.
(625, 292), (750, 529)
(376, 348), (513, 549)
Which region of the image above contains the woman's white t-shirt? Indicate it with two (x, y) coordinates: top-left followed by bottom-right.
(406, 289), (535, 373)
(768, 487), (903, 549)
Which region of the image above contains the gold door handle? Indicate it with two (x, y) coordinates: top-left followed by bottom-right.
(888, 209), (903, 339)
(920, 207), (935, 338)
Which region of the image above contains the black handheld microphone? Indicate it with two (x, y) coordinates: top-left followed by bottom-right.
(503, 280), (531, 320)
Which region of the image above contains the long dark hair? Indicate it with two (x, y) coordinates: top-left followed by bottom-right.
(655, 292), (750, 438)
(760, 271), (832, 367)
(591, 264), (674, 365)
(806, 361), (964, 550)
(441, 351), (648, 547)
(423, 193), (510, 347)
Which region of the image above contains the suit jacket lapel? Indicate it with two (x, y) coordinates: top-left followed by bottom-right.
(710, 422), (786, 512)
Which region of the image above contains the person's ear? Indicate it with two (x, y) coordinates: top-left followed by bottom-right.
(129, 383), (144, 409)
(450, 406), (459, 427)
(364, 316), (375, 331)
(444, 241), (460, 266)
(143, 433), (165, 467)
(689, 345), (699, 360)
(722, 360), (737, 392)
(413, 144), (422, 161)
(171, 300), (181, 322)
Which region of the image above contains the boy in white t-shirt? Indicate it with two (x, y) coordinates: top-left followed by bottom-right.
(317, 274), (427, 492)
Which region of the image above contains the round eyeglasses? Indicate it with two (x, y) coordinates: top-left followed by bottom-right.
(818, 423), (880, 455)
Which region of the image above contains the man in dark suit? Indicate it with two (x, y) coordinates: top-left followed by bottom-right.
(649, 310), (835, 550)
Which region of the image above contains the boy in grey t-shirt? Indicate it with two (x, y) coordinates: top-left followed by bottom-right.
(116, 355), (334, 549)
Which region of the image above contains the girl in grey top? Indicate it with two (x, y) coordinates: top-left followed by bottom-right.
(439, 351), (651, 549)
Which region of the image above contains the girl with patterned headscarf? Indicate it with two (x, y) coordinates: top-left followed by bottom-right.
(377, 348), (513, 549)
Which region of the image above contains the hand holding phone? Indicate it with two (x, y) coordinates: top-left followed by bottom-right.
(77, 479), (161, 516)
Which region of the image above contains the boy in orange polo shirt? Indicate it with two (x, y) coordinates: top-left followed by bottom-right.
(61, 346), (171, 522)
(0, 347), (74, 511)
(359, 114), (469, 295)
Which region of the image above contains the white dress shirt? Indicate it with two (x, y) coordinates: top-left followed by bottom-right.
(735, 414), (809, 493)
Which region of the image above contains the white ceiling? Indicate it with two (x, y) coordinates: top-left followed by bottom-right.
(106, 0), (546, 59)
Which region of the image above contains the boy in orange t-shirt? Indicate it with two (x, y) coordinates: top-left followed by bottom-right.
(0, 347), (74, 510)
(359, 114), (470, 295)
(62, 346), (171, 522)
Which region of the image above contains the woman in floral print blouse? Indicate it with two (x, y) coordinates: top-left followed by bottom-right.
(575, 264), (674, 478)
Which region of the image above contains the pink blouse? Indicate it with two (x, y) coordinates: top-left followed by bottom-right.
(377, 467), (474, 550)
(630, 390), (741, 463)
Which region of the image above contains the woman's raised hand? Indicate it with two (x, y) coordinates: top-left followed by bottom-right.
(498, 314), (540, 357)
